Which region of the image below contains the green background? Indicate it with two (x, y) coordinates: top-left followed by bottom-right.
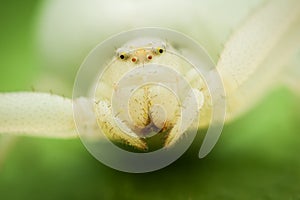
(0, 0), (300, 199)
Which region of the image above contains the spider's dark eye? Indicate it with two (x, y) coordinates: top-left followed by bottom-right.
(118, 52), (128, 60)
(158, 48), (164, 54)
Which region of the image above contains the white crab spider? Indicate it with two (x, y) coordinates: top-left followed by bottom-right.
(93, 39), (205, 150)
(0, 0), (300, 152)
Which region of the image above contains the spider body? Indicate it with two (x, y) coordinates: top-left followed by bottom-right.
(94, 38), (205, 150)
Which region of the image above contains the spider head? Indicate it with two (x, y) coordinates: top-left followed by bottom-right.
(116, 39), (166, 64)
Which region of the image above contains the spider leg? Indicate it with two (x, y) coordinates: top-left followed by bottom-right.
(164, 88), (204, 147)
(95, 100), (148, 151)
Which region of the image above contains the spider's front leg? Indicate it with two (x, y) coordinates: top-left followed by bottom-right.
(164, 88), (204, 147)
(95, 99), (148, 151)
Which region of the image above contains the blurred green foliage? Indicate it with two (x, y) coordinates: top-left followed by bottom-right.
(0, 0), (300, 199)
(0, 0), (40, 91)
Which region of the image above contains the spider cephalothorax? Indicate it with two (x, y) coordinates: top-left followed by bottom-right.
(116, 40), (166, 65)
(93, 38), (206, 151)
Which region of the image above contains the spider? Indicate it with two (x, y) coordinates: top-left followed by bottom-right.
(0, 0), (299, 165)
(93, 39), (206, 151)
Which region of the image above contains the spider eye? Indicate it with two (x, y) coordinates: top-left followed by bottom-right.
(119, 53), (128, 60)
(147, 55), (153, 60)
(131, 57), (138, 63)
(155, 48), (164, 54)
